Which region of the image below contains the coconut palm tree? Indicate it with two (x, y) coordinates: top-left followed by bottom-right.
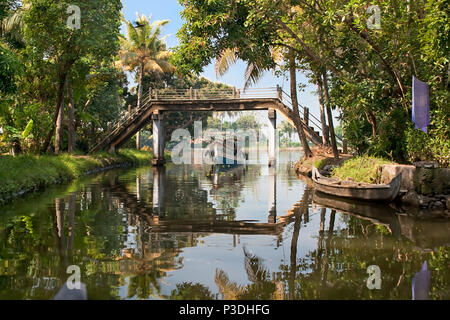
(117, 13), (175, 149)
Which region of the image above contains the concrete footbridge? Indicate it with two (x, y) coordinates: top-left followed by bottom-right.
(89, 86), (327, 165)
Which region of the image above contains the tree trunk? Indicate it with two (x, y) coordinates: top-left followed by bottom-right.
(67, 80), (76, 153)
(55, 87), (66, 155)
(289, 49), (313, 158)
(317, 76), (330, 145)
(321, 72), (339, 161)
(42, 73), (68, 154)
(136, 62), (144, 150)
(366, 111), (377, 138)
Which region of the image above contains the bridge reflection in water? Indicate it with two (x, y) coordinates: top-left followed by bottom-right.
(0, 152), (449, 300)
(110, 165), (286, 236)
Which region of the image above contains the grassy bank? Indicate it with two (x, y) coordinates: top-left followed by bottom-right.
(331, 156), (394, 184)
(0, 149), (152, 203)
(294, 146), (351, 177)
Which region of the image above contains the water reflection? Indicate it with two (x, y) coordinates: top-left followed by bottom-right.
(0, 151), (449, 300)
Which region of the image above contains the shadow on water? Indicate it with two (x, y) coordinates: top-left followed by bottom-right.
(0, 152), (449, 300)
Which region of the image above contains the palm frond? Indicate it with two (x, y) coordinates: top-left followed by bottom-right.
(214, 269), (244, 300)
(244, 62), (265, 90)
(155, 59), (176, 73)
(143, 60), (163, 74)
(243, 246), (271, 282)
(155, 50), (172, 61)
(214, 48), (238, 78)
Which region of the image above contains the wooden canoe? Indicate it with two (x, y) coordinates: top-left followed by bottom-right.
(311, 166), (402, 202)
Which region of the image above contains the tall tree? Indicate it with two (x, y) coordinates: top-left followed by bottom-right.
(316, 75), (330, 145)
(67, 80), (75, 153)
(321, 72), (339, 161)
(20, 0), (123, 153)
(289, 48), (313, 158)
(118, 14), (175, 150)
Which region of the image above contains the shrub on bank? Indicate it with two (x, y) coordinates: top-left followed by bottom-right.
(331, 156), (394, 184)
(0, 149), (152, 202)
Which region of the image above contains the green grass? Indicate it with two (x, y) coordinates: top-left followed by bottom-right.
(313, 158), (328, 170)
(331, 156), (394, 184)
(0, 149), (152, 202)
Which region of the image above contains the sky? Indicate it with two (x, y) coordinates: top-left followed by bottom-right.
(121, 0), (337, 127)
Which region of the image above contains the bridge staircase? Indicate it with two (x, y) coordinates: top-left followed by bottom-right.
(89, 87), (340, 154)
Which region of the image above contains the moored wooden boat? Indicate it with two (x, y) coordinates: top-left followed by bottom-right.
(311, 166), (402, 202)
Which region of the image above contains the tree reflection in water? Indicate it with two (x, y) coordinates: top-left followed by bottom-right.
(0, 159), (449, 300)
(215, 246), (285, 300)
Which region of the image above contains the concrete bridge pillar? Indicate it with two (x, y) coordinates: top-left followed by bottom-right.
(268, 109), (277, 167)
(152, 111), (165, 166)
(268, 166), (277, 223)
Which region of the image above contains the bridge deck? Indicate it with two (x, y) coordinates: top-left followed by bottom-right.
(148, 98), (281, 111)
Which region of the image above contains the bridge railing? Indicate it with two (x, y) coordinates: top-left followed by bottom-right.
(280, 89), (342, 144)
(91, 86), (341, 153)
(149, 87), (280, 101)
(90, 90), (154, 153)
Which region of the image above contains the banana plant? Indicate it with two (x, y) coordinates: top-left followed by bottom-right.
(0, 119), (33, 154)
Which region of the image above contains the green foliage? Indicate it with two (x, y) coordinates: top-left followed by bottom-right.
(0, 45), (21, 94)
(0, 149), (151, 202)
(23, 0), (122, 65)
(313, 158), (328, 170)
(331, 156), (394, 184)
(21, 119), (32, 138)
(170, 282), (215, 300)
(174, 0), (449, 164)
(0, 0), (123, 154)
(0, 119), (33, 150)
(235, 113), (261, 130)
(405, 97), (450, 167)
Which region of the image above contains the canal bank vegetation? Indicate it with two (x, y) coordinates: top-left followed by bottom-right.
(295, 146), (395, 184)
(0, 149), (152, 203)
(331, 156), (394, 184)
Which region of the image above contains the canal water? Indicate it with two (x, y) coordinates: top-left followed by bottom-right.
(0, 151), (449, 300)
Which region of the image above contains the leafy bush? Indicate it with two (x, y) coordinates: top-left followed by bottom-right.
(405, 106), (449, 167)
(331, 156), (394, 184)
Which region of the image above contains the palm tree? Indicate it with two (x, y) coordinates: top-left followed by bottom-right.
(117, 13), (175, 149)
